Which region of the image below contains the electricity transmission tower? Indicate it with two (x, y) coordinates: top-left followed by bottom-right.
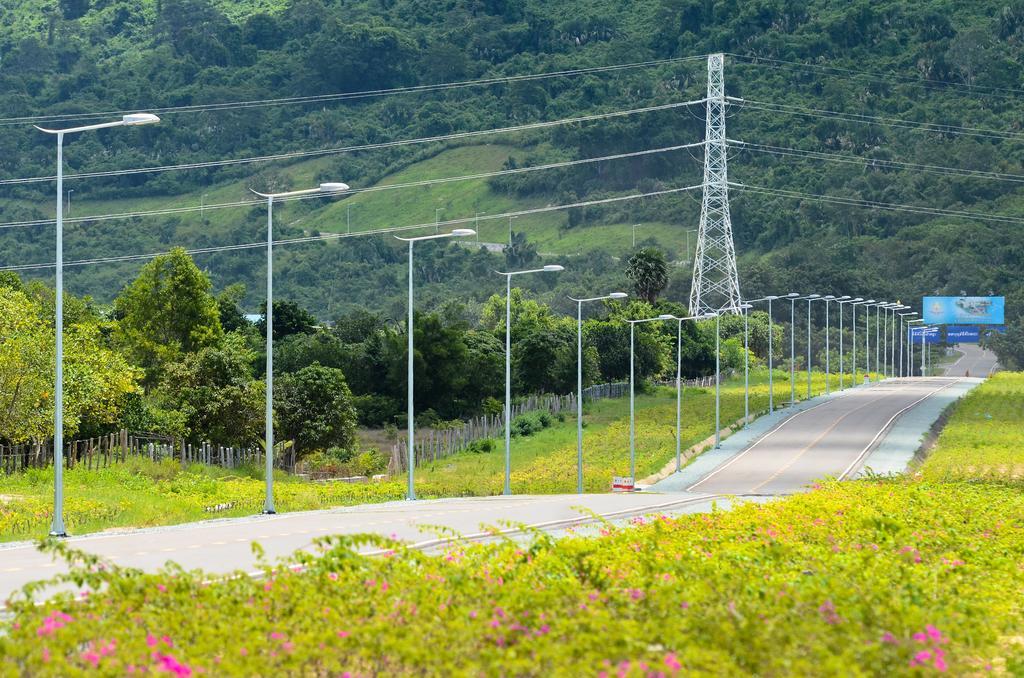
(689, 53), (742, 316)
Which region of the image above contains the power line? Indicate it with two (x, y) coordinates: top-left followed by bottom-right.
(0, 99), (707, 187)
(731, 98), (1024, 142)
(0, 141), (705, 229)
(727, 53), (1024, 101)
(0, 55), (710, 128)
(728, 140), (1024, 184)
(728, 182), (1024, 226)
(0, 182), (705, 272)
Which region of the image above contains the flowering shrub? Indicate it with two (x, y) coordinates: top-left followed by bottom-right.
(1, 479), (1021, 675)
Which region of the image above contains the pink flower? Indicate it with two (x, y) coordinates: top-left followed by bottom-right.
(36, 611), (74, 637)
(881, 632), (897, 644)
(147, 634), (158, 648)
(157, 584), (167, 593)
(665, 653), (682, 671)
(910, 650), (934, 667)
(337, 631), (350, 639)
(152, 652), (192, 676)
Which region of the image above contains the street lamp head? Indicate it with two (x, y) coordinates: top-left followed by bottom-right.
(451, 229), (476, 237)
(837, 295), (851, 300)
(609, 292), (628, 299)
(807, 293), (821, 299)
(702, 312), (718, 319)
(852, 297), (863, 302)
(542, 265), (565, 272)
(318, 182), (349, 193)
(823, 295), (836, 300)
(766, 295), (779, 300)
(657, 314), (675, 320)
(122, 113), (160, 126)
(786, 292), (800, 297)
(740, 303), (753, 309)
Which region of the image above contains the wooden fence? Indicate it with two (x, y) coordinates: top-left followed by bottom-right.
(0, 430), (293, 476)
(388, 377), (732, 473)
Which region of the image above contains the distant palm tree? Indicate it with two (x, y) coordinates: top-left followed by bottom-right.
(626, 247), (669, 303)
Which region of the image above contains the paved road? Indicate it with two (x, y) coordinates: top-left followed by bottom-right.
(683, 378), (962, 496)
(0, 376), (972, 604)
(944, 344), (998, 377)
(0, 492), (722, 603)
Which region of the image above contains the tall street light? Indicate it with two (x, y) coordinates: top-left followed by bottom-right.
(907, 319), (924, 376)
(36, 112), (160, 536)
(898, 310), (917, 377)
(714, 311), (723, 447)
(822, 295), (842, 393)
(739, 303), (753, 425)
(667, 312), (715, 472)
(627, 314), (675, 482)
(851, 301), (876, 385)
(395, 228), (476, 500)
(787, 293), (802, 406)
(251, 182), (349, 514)
(568, 292), (628, 493)
(496, 265), (565, 495)
(875, 302), (888, 381)
(802, 294), (822, 399)
(836, 297), (861, 389)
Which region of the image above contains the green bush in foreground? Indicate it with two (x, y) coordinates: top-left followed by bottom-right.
(1, 480), (1022, 676)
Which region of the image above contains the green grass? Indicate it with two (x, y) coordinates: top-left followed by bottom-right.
(916, 371), (1024, 484)
(418, 369), (843, 495)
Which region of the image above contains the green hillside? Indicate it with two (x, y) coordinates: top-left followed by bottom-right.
(2, 0), (1024, 322)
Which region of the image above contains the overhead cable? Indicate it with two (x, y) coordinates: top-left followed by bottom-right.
(0, 182), (705, 272)
(0, 141), (705, 230)
(0, 55), (710, 127)
(0, 99), (707, 186)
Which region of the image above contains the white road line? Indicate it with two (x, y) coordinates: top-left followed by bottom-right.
(838, 379), (960, 479)
(687, 395), (847, 492)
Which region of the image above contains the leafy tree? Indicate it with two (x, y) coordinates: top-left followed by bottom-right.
(275, 363), (358, 458)
(257, 300), (318, 341)
(159, 333), (263, 447)
(0, 286), (140, 443)
(217, 283), (249, 334)
(626, 248), (669, 304)
(114, 248), (223, 383)
(985, 320), (1024, 370)
(503, 231), (539, 269)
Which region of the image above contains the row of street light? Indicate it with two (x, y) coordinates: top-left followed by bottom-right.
(34, 113), (938, 531)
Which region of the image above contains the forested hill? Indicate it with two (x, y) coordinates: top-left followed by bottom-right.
(2, 0), (1023, 322)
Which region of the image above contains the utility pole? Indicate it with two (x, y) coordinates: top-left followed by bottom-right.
(689, 54), (741, 316)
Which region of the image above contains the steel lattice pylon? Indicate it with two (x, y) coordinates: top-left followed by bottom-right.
(689, 53), (742, 316)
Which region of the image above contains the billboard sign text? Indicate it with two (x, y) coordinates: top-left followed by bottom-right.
(922, 296), (1005, 325)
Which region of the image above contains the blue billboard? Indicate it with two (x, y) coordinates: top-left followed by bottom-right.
(908, 326), (940, 344)
(922, 296), (1005, 325)
(946, 325), (980, 343)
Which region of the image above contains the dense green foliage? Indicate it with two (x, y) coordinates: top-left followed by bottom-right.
(1, 0), (1022, 325)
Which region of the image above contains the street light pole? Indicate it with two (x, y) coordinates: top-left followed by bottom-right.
(742, 302), (752, 425)
(36, 112), (160, 537)
(569, 292), (628, 493)
(666, 312), (717, 471)
(627, 314), (675, 481)
(496, 265), (564, 495)
(822, 295), (840, 393)
(395, 228), (476, 500)
(801, 294), (821, 399)
(715, 312), (722, 447)
(252, 182), (350, 514)
(898, 311), (917, 377)
(836, 297), (859, 389)
(789, 294), (799, 405)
